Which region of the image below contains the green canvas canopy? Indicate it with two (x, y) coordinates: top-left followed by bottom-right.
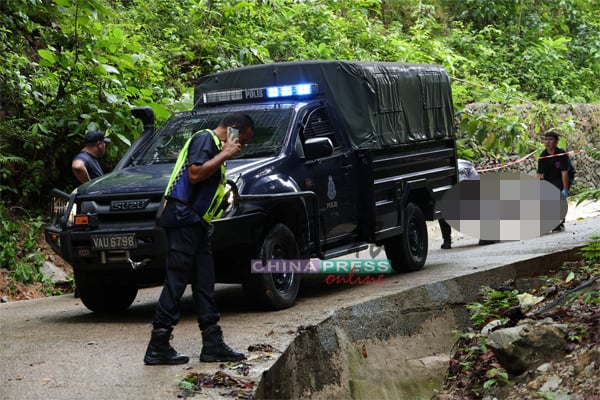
(194, 60), (455, 150)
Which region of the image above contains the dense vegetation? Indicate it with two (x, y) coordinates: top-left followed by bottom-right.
(2, 0), (600, 211)
(436, 238), (600, 398)
(1, 0), (599, 283)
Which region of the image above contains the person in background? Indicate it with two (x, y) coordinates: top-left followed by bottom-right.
(144, 112), (254, 365)
(439, 158), (496, 249)
(537, 131), (571, 232)
(72, 130), (110, 184)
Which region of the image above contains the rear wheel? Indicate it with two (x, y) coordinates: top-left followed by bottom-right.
(75, 270), (138, 313)
(385, 203), (428, 272)
(242, 223), (301, 310)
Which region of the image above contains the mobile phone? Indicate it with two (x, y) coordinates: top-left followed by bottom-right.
(227, 127), (239, 140)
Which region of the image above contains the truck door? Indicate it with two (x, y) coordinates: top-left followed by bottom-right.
(300, 106), (359, 242)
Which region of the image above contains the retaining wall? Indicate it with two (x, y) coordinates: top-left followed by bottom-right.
(255, 249), (583, 399)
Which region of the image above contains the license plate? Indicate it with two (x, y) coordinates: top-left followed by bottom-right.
(91, 233), (137, 250)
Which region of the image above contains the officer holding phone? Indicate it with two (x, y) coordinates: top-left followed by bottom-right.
(227, 126), (239, 140)
(144, 112), (255, 365)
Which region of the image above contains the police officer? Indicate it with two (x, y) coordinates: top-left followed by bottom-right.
(144, 112), (254, 365)
(537, 131), (571, 232)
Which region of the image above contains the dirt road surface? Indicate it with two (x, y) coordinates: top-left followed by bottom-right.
(1, 201), (599, 400)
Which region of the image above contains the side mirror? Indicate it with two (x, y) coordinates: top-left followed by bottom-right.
(131, 106), (155, 134)
(114, 106), (157, 170)
(304, 137), (333, 160)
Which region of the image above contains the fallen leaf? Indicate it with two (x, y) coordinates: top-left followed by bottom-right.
(248, 343), (279, 352)
(517, 293), (544, 309)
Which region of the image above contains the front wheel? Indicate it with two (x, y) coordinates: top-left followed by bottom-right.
(242, 223), (301, 310)
(75, 271), (138, 313)
(385, 202), (428, 272)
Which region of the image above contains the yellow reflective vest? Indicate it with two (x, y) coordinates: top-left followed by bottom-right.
(164, 129), (227, 224)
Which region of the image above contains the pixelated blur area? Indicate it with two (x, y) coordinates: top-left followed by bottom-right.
(437, 172), (568, 241)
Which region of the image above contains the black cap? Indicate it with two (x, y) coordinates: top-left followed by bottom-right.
(544, 131), (560, 140)
(85, 130), (111, 144)
(85, 131), (110, 143)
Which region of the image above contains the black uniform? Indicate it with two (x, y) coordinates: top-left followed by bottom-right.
(152, 132), (221, 331)
(537, 148), (569, 190)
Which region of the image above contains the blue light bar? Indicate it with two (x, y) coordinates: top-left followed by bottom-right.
(266, 87), (279, 98)
(200, 83), (318, 105)
(266, 84), (317, 98)
(295, 84), (312, 95)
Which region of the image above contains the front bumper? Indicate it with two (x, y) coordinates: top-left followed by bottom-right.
(44, 223), (168, 273)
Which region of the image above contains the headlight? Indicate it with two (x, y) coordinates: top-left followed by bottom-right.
(49, 189), (77, 226)
(234, 175), (245, 194)
(67, 203), (78, 226)
(224, 184), (235, 212)
(218, 179), (241, 218)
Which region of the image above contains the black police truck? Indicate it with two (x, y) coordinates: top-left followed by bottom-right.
(45, 60), (458, 313)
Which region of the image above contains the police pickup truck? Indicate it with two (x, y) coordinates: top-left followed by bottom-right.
(45, 61), (458, 313)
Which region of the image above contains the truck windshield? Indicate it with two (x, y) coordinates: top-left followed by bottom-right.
(128, 107), (294, 166)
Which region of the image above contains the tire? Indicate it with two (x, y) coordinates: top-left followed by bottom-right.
(385, 202), (428, 272)
(242, 223), (301, 310)
(75, 271), (138, 313)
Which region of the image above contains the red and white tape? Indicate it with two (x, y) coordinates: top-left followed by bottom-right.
(476, 150), (582, 172)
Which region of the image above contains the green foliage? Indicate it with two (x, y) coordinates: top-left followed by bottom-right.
(444, 329), (507, 398)
(445, 251), (599, 397)
(442, 0), (600, 103)
(525, 392), (557, 400)
(576, 149), (600, 205)
(455, 100), (585, 163)
(0, 204), (46, 284)
(580, 234), (600, 265)
(456, 106), (532, 161)
(580, 290), (600, 307)
(1, 0), (600, 210)
(0, 0), (175, 207)
(483, 368), (509, 389)
(466, 286), (519, 328)
(566, 323), (588, 342)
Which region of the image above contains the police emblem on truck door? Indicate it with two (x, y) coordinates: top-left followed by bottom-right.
(302, 106), (358, 240)
(327, 176), (337, 200)
(326, 175), (338, 209)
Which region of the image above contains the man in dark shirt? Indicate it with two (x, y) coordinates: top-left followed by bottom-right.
(72, 130), (110, 184)
(537, 131), (570, 231)
(144, 112), (254, 365)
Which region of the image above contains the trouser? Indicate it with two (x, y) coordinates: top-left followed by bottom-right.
(439, 218), (452, 241)
(550, 181), (566, 230)
(152, 222), (220, 331)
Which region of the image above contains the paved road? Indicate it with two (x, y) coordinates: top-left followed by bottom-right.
(1, 206), (599, 400)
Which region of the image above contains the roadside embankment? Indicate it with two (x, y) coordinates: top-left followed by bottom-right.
(255, 202), (599, 399)
(256, 248), (583, 399)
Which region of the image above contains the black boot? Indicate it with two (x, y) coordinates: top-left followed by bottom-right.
(441, 239), (451, 249)
(552, 220), (565, 232)
(144, 327), (189, 365)
(200, 325), (245, 362)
